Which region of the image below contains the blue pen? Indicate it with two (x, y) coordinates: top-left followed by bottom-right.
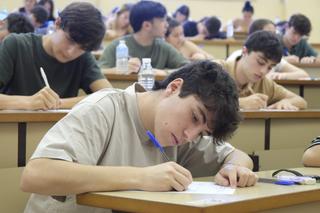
(146, 130), (170, 162)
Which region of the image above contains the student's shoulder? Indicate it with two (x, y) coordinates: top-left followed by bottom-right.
(2, 33), (39, 48)
(74, 88), (126, 114)
(155, 38), (177, 51)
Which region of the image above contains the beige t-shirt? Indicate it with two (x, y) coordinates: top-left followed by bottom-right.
(24, 83), (235, 213)
(216, 52), (289, 105)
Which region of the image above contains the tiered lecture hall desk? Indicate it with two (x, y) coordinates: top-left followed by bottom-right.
(2, 108), (319, 171)
(291, 62), (320, 79)
(77, 167), (320, 213)
(105, 72), (320, 108)
(0, 110), (68, 168)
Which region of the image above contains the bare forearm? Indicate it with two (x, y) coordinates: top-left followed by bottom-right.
(60, 96), (85, 109)
(223, 149), (253, 170)
(21, 159), (143, 195)
(0, 94), (31, 110)
(286, 96), (307, 109)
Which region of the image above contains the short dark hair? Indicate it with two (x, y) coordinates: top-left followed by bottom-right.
(173, 5), (190, 19)
(244, 31), (282, 63)
(248, 19), (275, 35)
(6, 13), (34, 33)
(165, 17), (180, 37)
(288, 13), (311, 36)
(59, 2), (105, 51)
(31, 6), (48, 25)
(129, 1), (167, 33)
(203, 16), (221, 38)
(38, 0), (55, 21)
(242, 1), (254, 13)
(153, 60), (241, 143)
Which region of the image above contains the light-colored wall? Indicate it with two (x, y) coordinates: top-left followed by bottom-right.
(0, 0), (319, 41)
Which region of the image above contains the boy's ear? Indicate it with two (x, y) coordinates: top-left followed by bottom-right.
(55, 17), (61, 30)
(242, 46), (249, 56)
(165, 78), (184, 96)
(142, 20), (153, 31)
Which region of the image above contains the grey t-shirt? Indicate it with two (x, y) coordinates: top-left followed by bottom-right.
(98, 35), (189, 69)
(24, 83), (234, 213)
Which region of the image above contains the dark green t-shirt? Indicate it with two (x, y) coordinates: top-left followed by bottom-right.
(98, 34), (189, 69)
(279, 34), (318, 58)
(0, 33), (104, 97)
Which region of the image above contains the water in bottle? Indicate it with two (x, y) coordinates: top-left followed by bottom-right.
(46, 20), (55, 34)
(226, 21), (234, 38)
(116, 40), (129, 74)
(138, 58), (154, 91)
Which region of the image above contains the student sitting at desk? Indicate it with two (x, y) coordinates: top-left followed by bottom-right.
(279, 14), (318, 64)
(228, 1), (254, 33)
(105, 3), (133, 40)
(229, 19), (309, 80)
(165, 18), (214, 61)
(0, 2), (112, 110)
(0, 12), (34, 42)
(302, 136), (320, 167)
(216, 31), (307, 110)
(29, 5), (48, 35)
(99, 1), (188, 74)
(21, 60), (258, 213)
(183, 16), (225, 41)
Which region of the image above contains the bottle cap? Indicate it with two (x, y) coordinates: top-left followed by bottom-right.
(142, 58), (151, 63)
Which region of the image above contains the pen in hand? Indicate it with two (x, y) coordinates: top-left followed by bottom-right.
(40, 67), (50, 88)
(146, 130), (170, 162)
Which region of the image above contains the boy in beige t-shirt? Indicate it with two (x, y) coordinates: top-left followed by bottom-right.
(217, 31), (307, 110)
(21, 60), (257, 213)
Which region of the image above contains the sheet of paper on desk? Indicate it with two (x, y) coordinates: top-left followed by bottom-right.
(168, 181), (235, 195)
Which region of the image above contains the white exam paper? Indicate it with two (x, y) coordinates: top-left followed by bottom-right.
(168, 181), (235, 195)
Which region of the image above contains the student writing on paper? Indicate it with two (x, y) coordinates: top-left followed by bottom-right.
(215, 31), (307, 110)
(21, 61), (258, 213)
(279, 14), (319, 64)
(0, 2), (112, 110)
(229, 19), (309, 80)
(99, 1), (188, 75)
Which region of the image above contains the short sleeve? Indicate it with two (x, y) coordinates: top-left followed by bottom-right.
(164, 43), (189, 69)
(79, 53), (105, 93)
(98, 41), (118, 68)
(0, 35), (17, 90)
(31, 95), (115, 165)
(177, 137), (235, 177)
(259, 78), (289, 105)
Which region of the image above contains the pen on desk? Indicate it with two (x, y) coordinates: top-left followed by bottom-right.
(146, 130), (170, 162)
(40, 67), (50, 88)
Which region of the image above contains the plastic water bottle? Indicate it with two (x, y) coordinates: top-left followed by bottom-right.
(46, 20), (55, 34)
(226, 21), (234, 38)
(116, 40), (129, 74)
(138, 58), (154, 91)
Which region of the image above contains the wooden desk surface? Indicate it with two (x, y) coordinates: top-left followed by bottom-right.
(291, 62), (320, 68)
(275, 79), (320, 86)
(1, 109), (320, 122)
(241, 109), (320, 118)
(104, 72), (165, 81)
(77, 167), (320, 213)
(192, 39), (243, 46)
(0, 110), (69, 122)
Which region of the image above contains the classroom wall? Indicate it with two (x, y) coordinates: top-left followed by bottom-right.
(0, 0), (319, 42)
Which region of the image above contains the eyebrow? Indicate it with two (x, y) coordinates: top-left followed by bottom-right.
(257, 55), (268, 63)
